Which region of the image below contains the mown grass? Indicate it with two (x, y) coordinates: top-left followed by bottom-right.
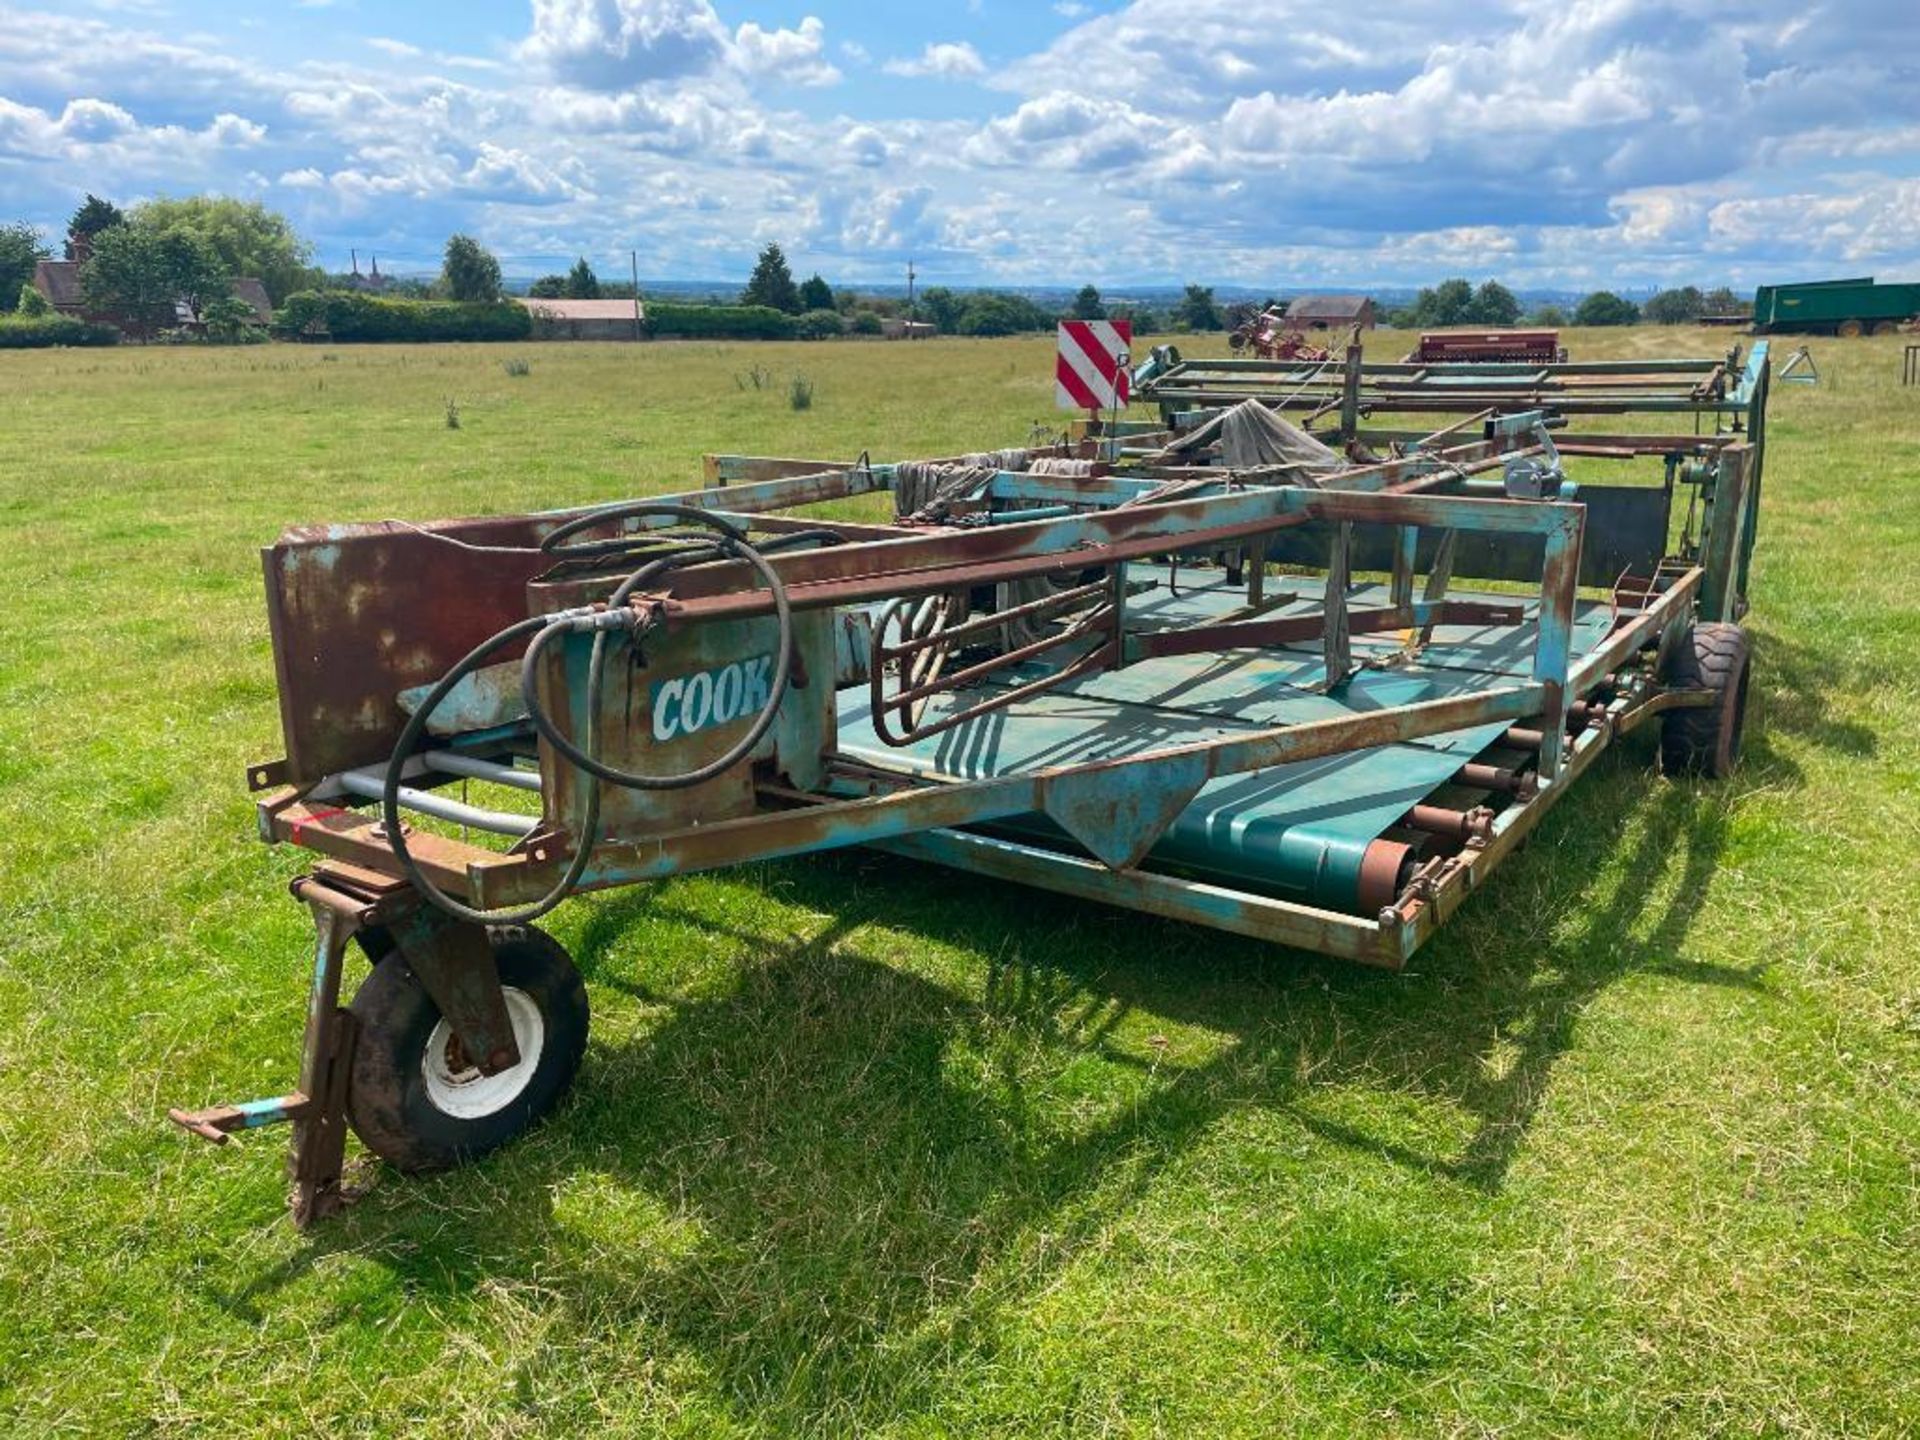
(0, 328), (1917, 1437)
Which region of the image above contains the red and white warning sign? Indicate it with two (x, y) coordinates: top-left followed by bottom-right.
(1055, 319), (1132, 411)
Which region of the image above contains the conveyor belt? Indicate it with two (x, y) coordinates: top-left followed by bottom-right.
(836, 568), (1615, 914)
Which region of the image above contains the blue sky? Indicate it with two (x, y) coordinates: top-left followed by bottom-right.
(3, 0), (1917, 289)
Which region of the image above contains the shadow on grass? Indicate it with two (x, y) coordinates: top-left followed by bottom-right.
(1747, 628), (1878, 760)
(217, 735), (1781, 1429)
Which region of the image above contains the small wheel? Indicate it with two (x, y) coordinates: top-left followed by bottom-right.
(1836, 319), (1864, 339)
(347, 926), (588, 1172)
(1872, 321), (1900, 337)
(1660, 623), (1751, 779)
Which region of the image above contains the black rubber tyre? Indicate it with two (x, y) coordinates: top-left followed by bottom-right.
(1660, 622), (1752, 779)
(346, 925), (588, 1172)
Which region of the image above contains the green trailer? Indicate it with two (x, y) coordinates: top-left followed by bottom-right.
(1751, 277), (1920, 337)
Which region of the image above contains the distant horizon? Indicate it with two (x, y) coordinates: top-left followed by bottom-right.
(360, 271), (1760, 307)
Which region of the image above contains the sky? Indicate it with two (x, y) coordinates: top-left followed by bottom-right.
(2, 0), (1917, 291)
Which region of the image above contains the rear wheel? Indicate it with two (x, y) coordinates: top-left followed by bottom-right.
(1837, 319), (1864, 338)
(1660, 623), (1751, 778)
(347, 926), (589, 1172)
(1872, 320), (1900, 336)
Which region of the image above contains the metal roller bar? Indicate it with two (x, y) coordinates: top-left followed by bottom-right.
(334, 769), (538, 838)
(419, 750), (543, 792)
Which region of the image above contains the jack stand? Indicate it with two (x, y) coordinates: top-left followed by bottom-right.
(170, 869), (403, 1226)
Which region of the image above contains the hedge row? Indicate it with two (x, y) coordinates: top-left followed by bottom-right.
(274, 291), (532, 342)
(270, 292), (806, 342)
(643, 303), (794, 340)
(0, 315), (119, 348)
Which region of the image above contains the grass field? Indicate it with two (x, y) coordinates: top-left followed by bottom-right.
(1, 327), (1917, 1438)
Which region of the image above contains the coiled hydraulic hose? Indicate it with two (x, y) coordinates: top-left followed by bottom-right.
(382, 505), (801, 925)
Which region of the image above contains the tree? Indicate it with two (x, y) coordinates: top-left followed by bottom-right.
(1071, 284), (1106, 320)
(1112, 303), (1160, 335)
(0, 222), (46, 313)
(741, 243), (800, 313)
(440, 234), (503, 303)
(1529, 303), (1567, 328)
(1410, 277), (1474, 328)
(200, 293), (259, 343)
(1222, 299), (1261, 331)
(129, 196), (316, 304)
(1175, 283), (1222, 331)
(155, 228), (229, 320)
(1466, 280), (1521, 326)
(798, 273), (834, 311)
(956, 292), (1031, 336)
(67, 194), (124, 257)
(528, 274), (568, 299)
(1701, 285), (1743, 317)
(919, 286), (963, 332)
(565, 257), (601, 299)
(80, 225), (184, 338)
(795, 308), (843, 339)
(18, 280), (52, 316)
(1574, 290), (1640, 326)
(1642, 285), (1704, 325)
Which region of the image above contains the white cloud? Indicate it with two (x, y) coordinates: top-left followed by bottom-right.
(206, 112), (267, 146)
(519, 0), (729, 89)
(519, 0), (838, 91)
(731, 15), (839, 86)
(883, 42), (986, 80)
(1709, 178), (1920, 264)
(55, 97), (138, 142)
(0, 95), (264, 166)
(965, 92), (1172, 171)
(840, 124), (892, 168)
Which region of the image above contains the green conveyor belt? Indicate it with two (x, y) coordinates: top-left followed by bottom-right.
(835, 571), (1613, 914)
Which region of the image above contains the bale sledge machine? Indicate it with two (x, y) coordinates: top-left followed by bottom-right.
(171, 340), (1771, 1222)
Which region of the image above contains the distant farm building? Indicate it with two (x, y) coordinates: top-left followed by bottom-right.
(519, 297), (646, 340)
(882, 318), (937, 339)
(1284, 294), (1376, 330)
(29, 260), (97, 320)
(30, 261), (272, 333)
(177, 278), (272, 330)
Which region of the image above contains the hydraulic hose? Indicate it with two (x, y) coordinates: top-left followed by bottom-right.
(382, 507), (799, 924)
(519, 535), (793, 791)
(382, 613), (603, 926)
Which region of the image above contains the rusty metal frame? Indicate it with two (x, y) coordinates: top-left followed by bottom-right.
(245, 430), (1726, 924)
(179, 340), (1770, 1229)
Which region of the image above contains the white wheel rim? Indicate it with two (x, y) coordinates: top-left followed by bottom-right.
(421, 986), (545, 1120)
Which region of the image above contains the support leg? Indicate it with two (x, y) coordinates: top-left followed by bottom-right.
(287, 883), (362, 1226)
